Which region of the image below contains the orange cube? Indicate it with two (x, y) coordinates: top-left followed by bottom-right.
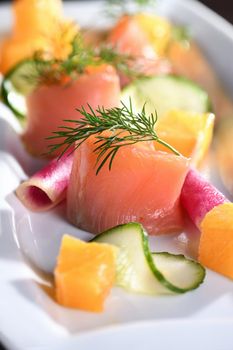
(156, 109), (214, 167)
(199, 203), (233, 279)
(55, 235), (117, 312)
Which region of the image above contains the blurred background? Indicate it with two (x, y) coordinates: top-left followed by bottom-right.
(0, 0), (232, 23)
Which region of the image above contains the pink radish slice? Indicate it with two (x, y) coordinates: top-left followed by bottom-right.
(181, 169), (227, 227)
(16, 153), (74, 211)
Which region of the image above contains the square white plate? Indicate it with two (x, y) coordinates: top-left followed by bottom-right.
(0, 1), (233, 349)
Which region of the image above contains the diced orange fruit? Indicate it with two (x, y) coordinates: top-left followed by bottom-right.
(13, 0), (63, 39)
(0, 0), (76, 73)
(199, 203), (233, 280)
(155, 110), (215, 167)
(55, 235), (117, 312)
(134, 13), (171, 56)
(0, 37), (47, 73)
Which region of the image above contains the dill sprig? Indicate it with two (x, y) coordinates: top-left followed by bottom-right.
(31, 34), (96, 85)
(98, 46), (144, 79)
(47, 100), (180, 174)
(18, 35), (144, 87)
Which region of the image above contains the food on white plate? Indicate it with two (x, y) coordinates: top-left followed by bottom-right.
(54, 224), (205, 312)
(1, 0), (233, 314)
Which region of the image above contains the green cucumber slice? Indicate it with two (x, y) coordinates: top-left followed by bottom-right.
(121, 75), (211, 117)
(92, 222), (205, 294)
(1, 59), (44, 119)
(152, 252), (205, 291)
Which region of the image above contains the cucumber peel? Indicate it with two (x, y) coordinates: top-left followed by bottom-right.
(121, 75), (211, 117)
(92, 222), (205, 295)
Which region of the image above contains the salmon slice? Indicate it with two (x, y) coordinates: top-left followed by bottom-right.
(107, 15), (171, 86)
(22, 64), (120, 157)
(108, 15), (156, 59)
(67, 139), (190, 235)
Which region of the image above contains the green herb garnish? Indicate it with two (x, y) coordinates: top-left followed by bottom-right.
(98, 46), (143, 79)
(17, 34), (143, 87)
(47, 100), (180, 174)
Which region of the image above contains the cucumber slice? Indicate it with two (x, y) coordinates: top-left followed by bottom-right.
(152, 252), (205, 291)
(1, 59), (44, 119)
(121, 75), (211, 117)
(92, 222), (205, 294)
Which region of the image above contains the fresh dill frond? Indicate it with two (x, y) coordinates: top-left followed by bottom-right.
(30, 34), (96, 85)
(61, 34), (96, 75)
(98, 46), (144, 79)
(16, 35), (147, 88)
(47, 99), (180, 174)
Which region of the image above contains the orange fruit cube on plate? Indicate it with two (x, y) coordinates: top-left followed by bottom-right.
(55, 235), (117, 312)
(0, 0), (75, 73)
(156, 109), (214, 167)
(134, 13), (171, 56)
(199, 203), (233, 280)
(13, 0), (63, 38)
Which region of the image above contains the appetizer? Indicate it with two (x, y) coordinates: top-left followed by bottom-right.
(54, 224), (205, 311)
(1, 0), (233, 313)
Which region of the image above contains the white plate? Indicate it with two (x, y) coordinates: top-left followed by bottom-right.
(1, 1), (233, 349)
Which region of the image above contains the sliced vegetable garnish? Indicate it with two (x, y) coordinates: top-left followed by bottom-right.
(121, 75), (211, 117)
(181, 169), (227, 227)
(92, 222), (205, 294)
(16, 153), (74, 212)
(152, 252), (205, 291)
(1, 59), (43, 119)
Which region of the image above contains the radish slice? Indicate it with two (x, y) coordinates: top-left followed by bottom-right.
(16, 153), (74, 211)
(181, 169), (227, 227)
